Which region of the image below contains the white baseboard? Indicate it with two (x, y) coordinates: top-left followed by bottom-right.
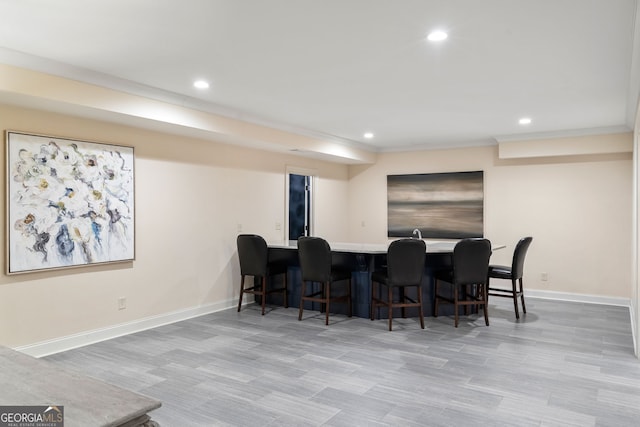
(630, 298), (638, 358)
(15, 299), (238, 358)
(526, 289), (630, 307)
(526, 291), (635, 358)
(14, 291), (634, 359)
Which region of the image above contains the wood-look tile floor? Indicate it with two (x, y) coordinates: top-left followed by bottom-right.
(45, 298), (640, 426)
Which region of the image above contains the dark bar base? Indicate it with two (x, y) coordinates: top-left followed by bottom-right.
(260, 248), (462, 319)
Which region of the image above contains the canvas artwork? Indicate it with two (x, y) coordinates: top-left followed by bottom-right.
(6, 131), (135, 274)
(387, 171), (484, 239)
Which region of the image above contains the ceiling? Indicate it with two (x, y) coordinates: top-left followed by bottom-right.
(0, 0), (639, 154)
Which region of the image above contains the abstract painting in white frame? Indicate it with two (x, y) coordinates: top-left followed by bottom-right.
(6, 131), (135, 274)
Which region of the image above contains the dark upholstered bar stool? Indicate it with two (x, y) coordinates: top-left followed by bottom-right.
(488, 236), (533, 319)
(434, 238), (492, 327)
(370, 238), (426, 331)
(237, 234), (288, 315)
(297, 236), (352, 325)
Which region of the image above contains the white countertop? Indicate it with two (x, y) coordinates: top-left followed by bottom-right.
(268, 240), (504, 254)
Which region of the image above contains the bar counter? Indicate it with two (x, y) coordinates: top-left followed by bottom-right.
(266, 239), (503, 318)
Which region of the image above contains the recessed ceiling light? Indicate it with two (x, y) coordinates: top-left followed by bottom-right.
(363, 132), (374, 139)
(427, 30), (448, 42)
(193, 80), (210, 89)
(519, 117), (532, 125)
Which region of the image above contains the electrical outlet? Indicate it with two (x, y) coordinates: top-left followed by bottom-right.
(275, 222), (281, 230)
(237, 223), (242, 233)
(541, 272), (548, 281)
(118, 297), (127, 310)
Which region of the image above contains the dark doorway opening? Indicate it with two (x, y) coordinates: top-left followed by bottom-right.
(288, 173), (312, 240)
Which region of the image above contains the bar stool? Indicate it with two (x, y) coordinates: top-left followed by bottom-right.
(237, 234), (288, 315)
(434, 238), (492, 327)
(488, 236), (533, 319)
(370, 238), (426, 331)
(297, 236), (352, 325)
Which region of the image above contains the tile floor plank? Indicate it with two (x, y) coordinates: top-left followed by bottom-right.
(44, 298), (640, 426)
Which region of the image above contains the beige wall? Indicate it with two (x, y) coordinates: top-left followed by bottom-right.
(0, 104), (350, 348)
(0, 103), (634, 351)
(634, 110), (640, 357)
(347, 143), (633, 299)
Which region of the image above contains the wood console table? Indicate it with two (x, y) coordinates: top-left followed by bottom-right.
(0, 345), (161, 427)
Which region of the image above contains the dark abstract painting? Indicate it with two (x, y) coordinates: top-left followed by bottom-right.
(387, 171), (483, 239)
